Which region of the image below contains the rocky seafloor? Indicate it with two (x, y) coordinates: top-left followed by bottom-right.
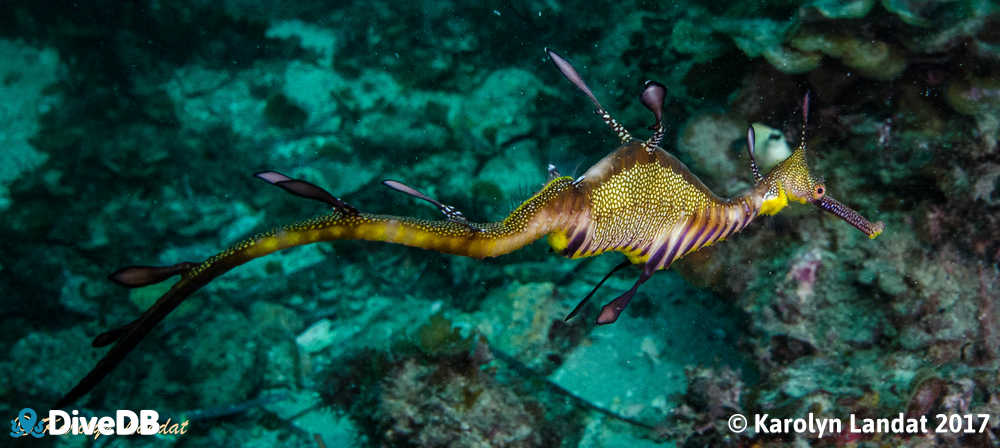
(1, 0), (998, 446)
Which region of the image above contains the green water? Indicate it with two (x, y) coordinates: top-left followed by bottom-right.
(1, 1), (998, 446)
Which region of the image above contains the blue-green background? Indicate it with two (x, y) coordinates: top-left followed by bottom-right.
(1, 0), (998, 446)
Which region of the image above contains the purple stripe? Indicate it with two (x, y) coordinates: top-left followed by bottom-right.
(599, 237), (614, 253)
(721, 216), (740, 239)
(591, 239), (605, 254)
(735, 202), (750, 231)
(680, 221), (709, 256)
(633, 237), (645, 251)
(713, 217), (734, 242)
(696, 216), (720, 250)
(620, 233), (633, 251)
(646, 242), (670, 270)
(620, 236), (635, 251)
(607, 235), (621, 251)
(693, 209), (717, 248)
(701, 211), (725, 247)
(743, 209), (758, 229)
(638, 242), (651, 256)
(663, 242), (682, 268)
(738, 200), (757, 231)
(661, 226), (691, 268)
(564, 230), (587, 255)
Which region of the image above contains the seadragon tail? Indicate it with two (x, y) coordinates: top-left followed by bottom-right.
(56, 173), (576, 407)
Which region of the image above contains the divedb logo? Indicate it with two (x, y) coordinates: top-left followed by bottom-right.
(10, 408), (175, 439)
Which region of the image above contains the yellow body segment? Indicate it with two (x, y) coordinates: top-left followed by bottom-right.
(194, 175), (579, 280)
(548, 230), (569, 252)
(547, 142), (754, 271)
(590, 161), (712, 251)
(759, 187), (789, 216)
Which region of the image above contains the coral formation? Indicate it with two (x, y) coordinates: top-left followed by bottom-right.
(0, 40), (59, 211)
(380, 358), (543, 447)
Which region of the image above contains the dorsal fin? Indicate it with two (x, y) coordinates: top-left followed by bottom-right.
(382, 180), (469, 224)
(254, 171), (358, 215)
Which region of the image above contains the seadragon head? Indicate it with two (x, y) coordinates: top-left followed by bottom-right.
(749, 95), (884, 239)
(546, 48), (883, 241)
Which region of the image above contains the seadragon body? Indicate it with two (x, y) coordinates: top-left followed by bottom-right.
(56, 50), (884, 407)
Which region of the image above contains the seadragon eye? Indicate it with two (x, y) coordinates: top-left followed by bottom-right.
(813, 184), (826, 200)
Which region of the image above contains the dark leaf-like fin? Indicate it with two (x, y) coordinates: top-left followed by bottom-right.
(802, 91), (811, 127)
(108, 262), (197, 288)
(546, 48), (632, 144)
(254, 171), (358, 215)
(640, 80), (665, 128)
(596, 270), (652, 325)
(546, 48), (603, 110)
(799, 91), (811, 150)
(747, 126), (763, 183)
(382, 179), (468, 224)
(254, 170), (292, 184)
(56, 264), (221, 408)
(640, 80), (667, 149)
(564, 259), (631, 321)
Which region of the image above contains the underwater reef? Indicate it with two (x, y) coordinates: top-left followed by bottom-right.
(1, 0), (998, 446)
